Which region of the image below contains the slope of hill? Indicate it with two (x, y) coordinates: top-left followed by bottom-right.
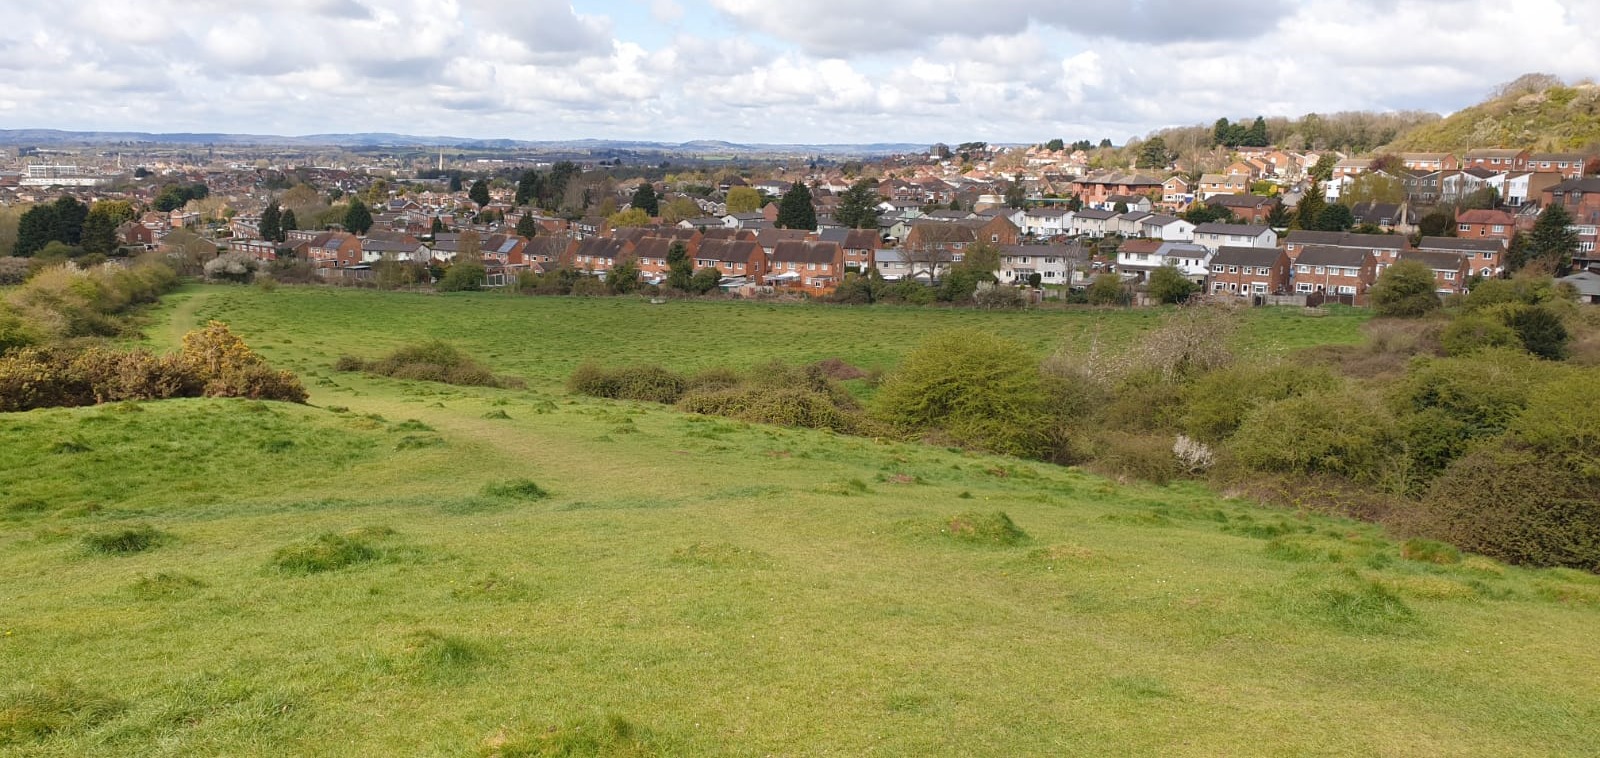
(1388, 80), (1600, 153)
(2, 287), (1598, 755)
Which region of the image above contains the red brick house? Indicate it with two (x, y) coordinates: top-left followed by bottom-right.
(770, 240), (844, 295)
(1417, 236), (1504, 278)
(1283, 231), (1409, 266)
(1292, 246), (1377, 303)
(1207, 194), (1276, 224)
(694, 239), (766, 282)
(1529, 153), (1589, 178)
(566, 237), (635, 274)
(305, 232), (362, 268)
(1208, 246), (1291, 298)
(1400, 153), (1458, 172)
(1464, 149), (1530, 173)
(1455, 209), (1515, 241)
(819, 228), (880, 270)
(631, 237), (676, 283)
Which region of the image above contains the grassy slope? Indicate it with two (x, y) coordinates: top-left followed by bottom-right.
(1390, 82), (1600, 153)
(3, 286), (1598, 756)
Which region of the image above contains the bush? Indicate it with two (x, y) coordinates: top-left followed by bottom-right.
(568, 361), (687, 404)
(4, 258), (177, 342)
(0, 257), (29, 285)
(1369, 260), (1442, 317)
(270, 533), (381, 574)
(873, 329), (1056, 457)
(1181, 362), (1339, 444)
(438, 260), (486, 292)
(1440, 314), (1520, 356)
(1147, 265), (1198, 304)
(481, 479), (549, 501)
(974, 285), (1028, 309)
(352, 341), (522, 389)
(1229, 388), (1400, 483)
(678, 386), (864, 434)
(202, 252), (258, 283)
(1090, 432), (1183, 485)
(1499, 303), (1569, 360)
(179, 322), (308, 402)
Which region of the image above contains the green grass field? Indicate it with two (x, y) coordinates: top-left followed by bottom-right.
(3, 285), (1598, 756)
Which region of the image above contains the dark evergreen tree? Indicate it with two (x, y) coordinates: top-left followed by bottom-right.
(835, 179), (882, 229)
(1524, 204), (1579, 274)
(1292, 183), (1327, 231)
(260, 202), (282, 244)
(80, 208), (119, 255)
(1315, 203), (1355, 232)
(515, 169), (543, 206)
(776, 182), (818, 230)
(630, 182), (659, 217)
(343, 198), (374, 235)
(1266, 199), (1291, 228)
(448, 174), (463, 193)
(469, 179), (491, 207)
(1004, 182), (1027, 209)
(50, 196), (88, 246)
(1247, 116), (1269, 147)
(665, 240), (694, 291)
(14, 204), (55, 257)
(515, 214), (540, 238)
(279, 209), (297, 239)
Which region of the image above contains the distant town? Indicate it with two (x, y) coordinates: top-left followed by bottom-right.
(4, 124), (1597, 307)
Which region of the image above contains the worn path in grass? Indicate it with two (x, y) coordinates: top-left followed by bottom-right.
(3, 286), (1596, 756)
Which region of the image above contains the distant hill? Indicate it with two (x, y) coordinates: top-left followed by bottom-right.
(1388, 77), (1600, 153)
(0, 129), (927, 156)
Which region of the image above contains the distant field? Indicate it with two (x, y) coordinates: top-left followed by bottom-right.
(4, 285), (1597, 756)
(143, 285), (1371, 389)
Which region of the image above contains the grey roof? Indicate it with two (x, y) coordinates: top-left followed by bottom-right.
(1296, 245), (1372, 267)
(1398, 250), (1468, 271)
(1418, 236), (1504, 253)
(1074, 209), (1116, 220)
(1212, 245), (1285, 267)
(1558, 269), (1600, 297)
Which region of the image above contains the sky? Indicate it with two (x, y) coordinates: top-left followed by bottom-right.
(1, 0), (1597, 145)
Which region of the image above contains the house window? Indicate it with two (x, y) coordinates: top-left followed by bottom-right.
(991, 235), (999, 242)
(1492, 225), (1504, 233)
(1458, 224), (1471, 232)
(1213, 282), (1225, 292)
(1444, 272), (1456, 280)
(1314, 266), (1325, 274)
(1482, 252), (1493, 260)
(1297, 264), (1309, 273)
(1228, 265), (1238, 273)
(1252, 283), (1267, 293)
(1212, 265), (1225, 273)
(1337, 285), (1357, 294)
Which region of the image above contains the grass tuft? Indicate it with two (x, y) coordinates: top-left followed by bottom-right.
(485, 715), (659, 758)
(1278, 569), (1422, 635)
(81, 524), (167, 555)
(129, 572), (206, 600)
(1400, 538), (1462, 565)
(941, 511), (1029, 546)
(407, 630), (488, 683)
(269, 532), (382, 575)
(481, 479), (550, 501)
(670, 543), (772, 569)
(0, 682), (125, 746)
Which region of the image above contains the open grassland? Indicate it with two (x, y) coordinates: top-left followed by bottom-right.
(4, 286), (1598, 756)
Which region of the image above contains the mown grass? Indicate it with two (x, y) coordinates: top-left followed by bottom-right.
(0, 286), (1594, 755)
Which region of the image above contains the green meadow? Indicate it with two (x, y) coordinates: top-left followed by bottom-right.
(3, 285), (1598, 756)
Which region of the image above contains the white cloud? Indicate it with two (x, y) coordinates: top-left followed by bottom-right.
(0, 0), (1592, 144)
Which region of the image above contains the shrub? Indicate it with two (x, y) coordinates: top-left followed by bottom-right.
(873, 329), (1055, 457)
(1180, 361), (1339, 444)
(202, 252), (258, 283)
(941, 511), (1029, 546)
(1440, 314), (1521, 356)
(1147, 265), (1198, 304)
(1390, 349), (1544, 482)
(1229, 388), (1400, 483)
(353, 341), (522, 389)
(180, 322), (308, 402)
(82, 524), (167, 555)
(1499, 303), (1569, 360)
(1090, 432), (1183, 485)
(678, 386), (864, 433)
(438, 260), (486, 292)
(270, 532), (381, 574)
(0, 258), (29, 285)
(974, 285), (1028, 309)
(1369, 260), (1442, 317)
(568, 361), (687, 404)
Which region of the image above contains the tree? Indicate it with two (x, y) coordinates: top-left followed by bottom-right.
(1522, 204), (1579, 274)
(448, 174), (463, 193)
(630, 182), (660, 217)
(665, 241), (694, 292)
(439, 259), (485, 292)
(431, 217), (446, 235)
(1292, 183), (1327, 231)
(50, 196), (87, 246)
(661, 197), (701, 225)
(608, 256), (641, 293)
(515, 214), (540, 238)
(1419, 210), (1454, 238)
(607, 208), (651, 228)
(1343, 173), (1405, 206)
(14, 204), (55, 256)
(1148, 265), (1198, 304)
(1213, 118), (1233, 146)
(279, 209), (297, 237)
(1369, 260), (1442, 317)
(833, 179), (882, 230)
(1086, 273), (1129, 305)
(1309, 154), (1339, 183)
(1266, 199), (1291, 228)
(1044, 138), (1065, 152)
(515, 170), (543, 206)
(1137, 136), (1172, 169)
(80, 208), (119, 255)
(343, 198), (373, 235)
(1502, 304), (1569, 360)
(776, 182), (817, 230)
(690, 265), (723, 294)
(367, 178), (389, 205)
(1315, 203), (1355, 232)
(260, 203), (282, 244)
(1113, 201), (1129, 214)
(1004, 182), (1027, 209)
(1246, 116), (1269, 147)
(725, 186), (762, 214)
(469, 179), (491, 208)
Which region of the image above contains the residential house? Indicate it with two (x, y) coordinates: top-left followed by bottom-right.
(567, 237), (634, 274)
(1349, 202), (1407, 231)
(872, 248), (918, 282)
(1557, 269), (1600, 304)
(1138, 214), (1196, 242)
(756, 228), (812, 260)
(305, 232), (362, 269)
(1397, 250), (1470, 295)
(1022, 208), (1073, 238)
(694, 238), (767, 282)
(1162, 176), (1193, 207)
(769, 240), (844, 295)
(1456, 209), (1516, 241)
(1115, 239), (1211, 283)
(360, 231), (430, 263)
(1400, 153), (1458, 172)
(998, 243), (1088, 286)
(1208, 194), (1276, 225)
(1529, 153), (1589, 179)
(1191, 223), (1277, 252)
(1464, 149), (1530, 173)
(817, 228), (879, 270)
(1072, 172), (1162, 208)
(1102, 194), (1153, 213)
(630, 237), (675, 283)
(1541, 177), (1600, 259)
(1069, 208), (1115, 238)
(1292, 246), (1376, 302)
(1208, 246), (1291, 298)
(1417, 236), (1504, 277)
(1332, 157), (1369, 181)
(1283, 231), (1408, 267)
(231, 238), (283, 264)
(1198, 173), (1250, 199)
(1112, 211), (1153, 237)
